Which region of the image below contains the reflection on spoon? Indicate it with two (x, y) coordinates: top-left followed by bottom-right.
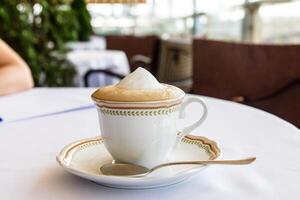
(100, 157), (256, 177)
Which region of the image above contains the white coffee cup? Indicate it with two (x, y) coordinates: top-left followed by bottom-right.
(92, 93), (207, 168)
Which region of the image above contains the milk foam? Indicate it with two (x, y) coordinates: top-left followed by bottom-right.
(116, 67), (165, 90)
(92, 67), (184, 102)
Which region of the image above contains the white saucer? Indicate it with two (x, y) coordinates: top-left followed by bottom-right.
(56, 135), (220, 189)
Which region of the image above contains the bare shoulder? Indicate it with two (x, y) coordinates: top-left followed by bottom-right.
(0, 39), (26, 66)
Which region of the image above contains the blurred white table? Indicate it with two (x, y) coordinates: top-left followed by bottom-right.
(0, 88), (300, 200)
(66, 36), (106, 51)
(67, 50), (130, 87)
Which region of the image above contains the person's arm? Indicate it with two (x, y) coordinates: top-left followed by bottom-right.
(0, 39), (34, 96)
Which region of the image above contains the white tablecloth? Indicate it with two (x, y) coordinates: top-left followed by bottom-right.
(67, 50), (130, 87)
(0, 88), (299, 200)
(0, 88), (94, 122)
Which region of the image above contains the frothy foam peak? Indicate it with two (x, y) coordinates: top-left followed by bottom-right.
(116, 67), (165, 90)
(91, 67), (184, 102)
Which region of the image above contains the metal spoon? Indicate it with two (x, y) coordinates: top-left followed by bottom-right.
(100, 157), (256, 177)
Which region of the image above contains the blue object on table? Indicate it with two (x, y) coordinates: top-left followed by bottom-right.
(5, 104), (95, 123)
(0, 117), (3, 122)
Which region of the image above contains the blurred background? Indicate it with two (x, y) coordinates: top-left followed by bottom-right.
(0, 0), (299, 127)
(89, 0), (300, 43)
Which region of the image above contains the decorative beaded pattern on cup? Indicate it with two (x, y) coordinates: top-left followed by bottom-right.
(99, 106), (180, 116)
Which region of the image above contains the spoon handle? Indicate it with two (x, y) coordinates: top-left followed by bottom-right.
(150, 157), (256, 172)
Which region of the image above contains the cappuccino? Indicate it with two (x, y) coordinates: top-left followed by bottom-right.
(91, 67), (208, 168)
(92, 67), (184, 102)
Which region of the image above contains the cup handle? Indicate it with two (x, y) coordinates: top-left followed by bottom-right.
(177, 97), (208, 143)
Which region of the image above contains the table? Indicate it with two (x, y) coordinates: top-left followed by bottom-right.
(67, 50), (130, 87)
(66, 36), (106, 51)
(0, 88), (299, 200)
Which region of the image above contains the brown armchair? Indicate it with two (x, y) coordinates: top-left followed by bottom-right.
(192, 38), (300, 127)
(106, 35), (160, 75)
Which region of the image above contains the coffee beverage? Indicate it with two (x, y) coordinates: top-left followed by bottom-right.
(92, 67), (184, 102)
(91, 67), (207, 168)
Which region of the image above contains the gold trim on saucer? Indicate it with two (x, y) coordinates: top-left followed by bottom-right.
(57, 135), (220, 166)
(183, 135), (220, 159)
(56, 137), (102, 166)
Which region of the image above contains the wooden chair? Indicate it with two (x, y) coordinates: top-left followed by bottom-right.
(192, 38), (300, 127)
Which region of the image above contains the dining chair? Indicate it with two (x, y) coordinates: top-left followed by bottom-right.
(83, 68), (125, 87)
(192, 38), (300, 127)
(84, 34), (159, 87)
(157, 38), (193, 92)
(106, 35), (160, 74)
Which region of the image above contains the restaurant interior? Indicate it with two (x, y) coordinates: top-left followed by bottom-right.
(0, 0), (299, 127)
(1, 0), (300, 198)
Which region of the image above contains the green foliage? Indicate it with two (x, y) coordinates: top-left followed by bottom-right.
(71, 0), (92, 41)
(0, 0), (93, 86)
